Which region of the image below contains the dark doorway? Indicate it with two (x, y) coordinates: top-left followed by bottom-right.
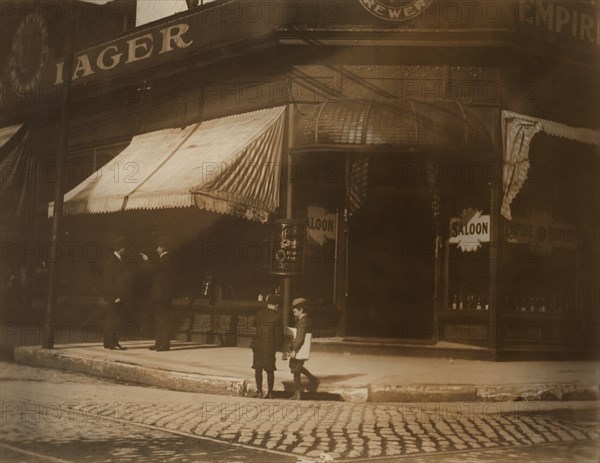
(346, 155), (435, 339)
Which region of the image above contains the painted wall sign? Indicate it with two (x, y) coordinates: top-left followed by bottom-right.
(518, 0), (599, 46)
(270, 219), (303, 276)
(505, 212), (576, 254)
(358, 0), (433, 22)
(449, 209), (491, 252)
(8, 13), (49, 96)
(306, 206), (336, 246)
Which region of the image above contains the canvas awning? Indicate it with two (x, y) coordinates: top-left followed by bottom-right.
(1, 125), (31, 241)
(501, 111), (600, 220)
(50, 106), (285, 223)
(293, 99), (492, 151)
(0, 124), (23, 151)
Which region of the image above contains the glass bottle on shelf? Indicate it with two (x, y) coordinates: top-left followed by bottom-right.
(476, 295), (482, 311)
(513, 296), (520, 312)
(451, 294), (458, 310)
(520, 297), (527, 312)
(529, 296), (536, 313)
(538, 297), (546, 313)
(458, 294), (464, 310)
(484, 294), (489, 311)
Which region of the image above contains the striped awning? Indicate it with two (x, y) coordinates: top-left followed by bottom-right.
(50, 106), (285, 223)
(0, 124), (23, 151)
(500, 111), (600, 221)
(293, 99), (491, 150)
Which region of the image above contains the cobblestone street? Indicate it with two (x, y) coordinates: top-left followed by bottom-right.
(1, 363), (598, 462)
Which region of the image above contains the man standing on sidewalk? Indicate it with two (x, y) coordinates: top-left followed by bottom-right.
(250, 294), (283, 399)
(149, 244), (174, 352)
(288, 297), (319, 400)
(103, 238), (134, 350)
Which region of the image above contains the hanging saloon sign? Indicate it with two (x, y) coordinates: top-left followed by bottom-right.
(306, 206), (336, 246)
(449, 209), (491, 252)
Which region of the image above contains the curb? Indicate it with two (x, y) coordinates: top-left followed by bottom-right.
(14, 347), (246, 396)
(13, 346), (600, 403)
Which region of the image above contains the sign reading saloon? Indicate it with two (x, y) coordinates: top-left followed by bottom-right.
(306, 206), (336, 246)
(449, 209), (491, 252)
(359, 0), (434, 21)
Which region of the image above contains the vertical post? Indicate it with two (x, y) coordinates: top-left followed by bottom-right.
(332, 210), (339, 305)
(428, 159), (442, 342)
(281, 104), (294, 332)
(339, 155), (351, 336)
(432, 228), (442, 343)
(42, 5), (75, 349)
(488, 173), (502, 352)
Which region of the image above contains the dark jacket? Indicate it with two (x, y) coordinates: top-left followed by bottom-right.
(291, 314), (312, 354)
(152, 251), (174, 305)
(251, 308), (283, 352)
(104, 251), (134, 304)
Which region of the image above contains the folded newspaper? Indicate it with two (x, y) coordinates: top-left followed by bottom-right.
(288, 327), (311, 360)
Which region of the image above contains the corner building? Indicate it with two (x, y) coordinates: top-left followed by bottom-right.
(1, 0), (598, 359)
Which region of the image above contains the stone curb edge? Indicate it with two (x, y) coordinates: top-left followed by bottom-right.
(13, 347), (599, 403)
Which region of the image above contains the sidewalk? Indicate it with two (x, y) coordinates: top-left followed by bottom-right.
(14, 340), (599, 403)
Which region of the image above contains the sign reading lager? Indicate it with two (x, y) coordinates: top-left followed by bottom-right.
(359, 0), (434, 21)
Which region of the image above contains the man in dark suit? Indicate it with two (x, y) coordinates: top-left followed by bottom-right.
(250, 294), (283, 399)
(103, 240), (135, 350)
(149, 245), (174, 351)
(289, 297), (320, 400)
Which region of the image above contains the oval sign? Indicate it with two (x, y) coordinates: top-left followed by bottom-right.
(359, 0), (434, 22)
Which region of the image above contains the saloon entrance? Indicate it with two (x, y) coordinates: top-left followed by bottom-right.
(346, 154), (436, 338)
(292, 98), (494, 340)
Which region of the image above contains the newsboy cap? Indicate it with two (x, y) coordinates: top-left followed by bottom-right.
(292, 297), (308, 308)
(266, 294), (281, 305)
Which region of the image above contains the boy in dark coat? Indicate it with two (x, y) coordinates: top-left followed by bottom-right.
(251, 294), (283, 399)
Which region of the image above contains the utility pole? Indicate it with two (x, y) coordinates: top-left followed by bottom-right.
(43, 4), (75, 349)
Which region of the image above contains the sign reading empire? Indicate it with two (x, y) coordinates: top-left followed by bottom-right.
(359, 0), (434, 21)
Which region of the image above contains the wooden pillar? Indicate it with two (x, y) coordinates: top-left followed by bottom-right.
(335, 208), (348, 336)
(432, 228), (442, 343)
(488, 169), (502, 352)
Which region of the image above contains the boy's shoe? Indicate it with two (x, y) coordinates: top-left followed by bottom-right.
(307, 377), (320, 392)
(290, 391), (302, 400)
(264, 391), (274, 400)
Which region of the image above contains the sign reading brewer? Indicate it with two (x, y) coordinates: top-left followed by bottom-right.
(359, 0), (434, 21)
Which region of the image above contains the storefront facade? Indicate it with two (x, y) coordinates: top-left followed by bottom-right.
(1, 0), (598, 358)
